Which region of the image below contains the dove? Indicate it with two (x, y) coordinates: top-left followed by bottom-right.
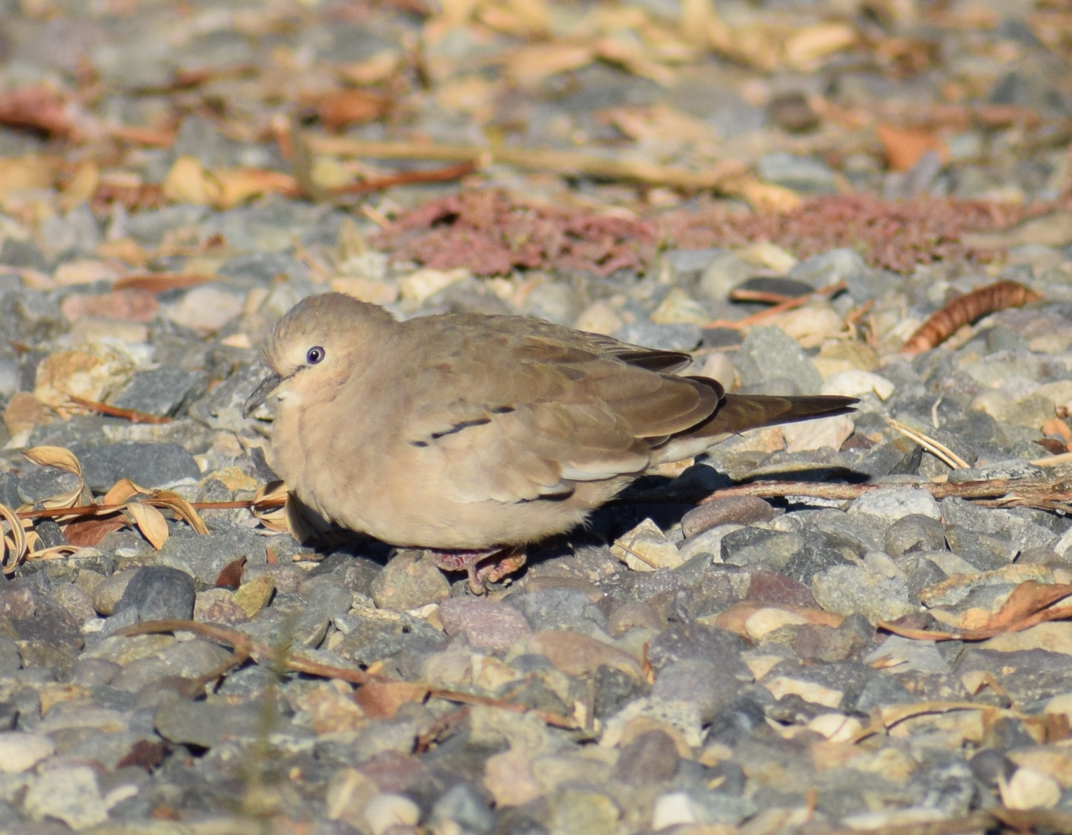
(245, 292), (856, 592)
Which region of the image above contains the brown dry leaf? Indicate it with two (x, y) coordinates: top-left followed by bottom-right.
(354, 680), (429, 719)
(114, 273), (215, 294)
(62, 514), (127, 548)
(739, 178), (806, 214)
(252, 480), (291, 531)
(336, 52), (403, 86)
(127, 502), (170, 550)
(714, 601), (844, 636)
(593, 37), (676, 86)
(3, 392), (55, 437)
(0, 155), (57, 198)
(504, 42), (594, 86)
(102, 478), (147, 506)
(25, 544), (81, 563)
(477, 0), (549, 38)
(24, 446), (83, 478)
(0, 85), (74, 138)
(209, 169), (301, 210)
(151, 491), (209, 536)
(881, 581), (1072, 641)
(215, 555), (247, 589)
(0, 502), (27, 575)
(876, 123), (947, 172)
(60, 162), (100, 211)
(316, 89), (390, 132)
(783, 22), (858, 70)
(163, 155), (212, 205)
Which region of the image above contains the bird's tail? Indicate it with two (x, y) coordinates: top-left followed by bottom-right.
(652, 389), (858, 463)
(705, 393), (859, 437)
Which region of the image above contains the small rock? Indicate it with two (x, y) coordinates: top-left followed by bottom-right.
(110, 367), (207, 418)
(527, 630), (643, 678)
(849, 488), (941, 523)
(611, 518), (683, 571)
(114, 565), (196, 623)
(365, 792), (420, 835)
(613, 729), (679, 785)
(0, 732), (55, 773)
(74, 442), (200, 492)
(370, 550), (450, 610)
(167, 286), (243, 332)
(23, 765), (108, 829)
(438, 597), (531, 650)
(681, 497), (774, 538)
(612, 321), (702, 352)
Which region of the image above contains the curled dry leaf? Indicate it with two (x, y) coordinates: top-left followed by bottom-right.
(103, 478), (148, 506)
(151, 491), (208, 535)
(0, 502), (28, 575)
(126, 502), (170, 550)
(24, 446), (83, 478)
(25, 544), (82, 563)
(901, 280), (1042, 355)
(252, 481), (290, 534)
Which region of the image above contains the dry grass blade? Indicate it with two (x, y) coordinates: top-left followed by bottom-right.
(0, 502), (27, 575)
(900, 279), (1042, 355)
(888, 418), (970, 469)
(126, 502), (170, 549)
(24, 445), (82, 477)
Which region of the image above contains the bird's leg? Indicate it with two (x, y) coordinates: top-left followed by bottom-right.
(427, 546), (527, 594)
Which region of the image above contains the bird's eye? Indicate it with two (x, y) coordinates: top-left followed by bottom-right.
(306, 346), (325, 365)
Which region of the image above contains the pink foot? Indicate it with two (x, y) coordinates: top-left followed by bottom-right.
(427, 546), (527, 594)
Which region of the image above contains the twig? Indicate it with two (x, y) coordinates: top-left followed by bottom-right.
(117, 619), (579, 729)
(68, 396), (172, 425)
(331, 161), (477, 195)
(888, 418), (970, 469)
(304, 134), (746, 192)
(698, 477), (1072, 513)
(706, 282), (846, 330)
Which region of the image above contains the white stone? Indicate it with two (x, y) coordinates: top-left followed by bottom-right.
(821, 369), (895, 400)
(0, 732), (54, 773)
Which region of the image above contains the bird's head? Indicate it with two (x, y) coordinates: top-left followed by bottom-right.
(243, 292), (396, 418)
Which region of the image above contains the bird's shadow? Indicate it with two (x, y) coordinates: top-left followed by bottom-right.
(292, 461), (868, 588)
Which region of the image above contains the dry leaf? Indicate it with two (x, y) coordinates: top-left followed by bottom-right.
(24, 446), (83, 478)
(783, 22), (857, 70)
(0, 503), (27, 575)
(151, 491), (208, 535)
(163, 155), (212, 205)
(103, 478), (147, 506)
(215, 555), (247, 589)
(876, 123), (946, 172)
(504, 43), (594, 86)
(127, 502), (170, 550)
(316, 89), (390, 131)
(739, 179), (805, 214)
(62, 514), (128, 548)
(354, 681), (429, 719)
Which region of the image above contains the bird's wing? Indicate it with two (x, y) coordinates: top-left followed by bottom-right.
(396, 324), (720, 504)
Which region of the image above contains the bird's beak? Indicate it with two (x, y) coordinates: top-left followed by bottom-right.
(243, 373), (284, 418)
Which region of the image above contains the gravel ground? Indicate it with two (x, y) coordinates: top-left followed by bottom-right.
(4, 1), (1072, 834)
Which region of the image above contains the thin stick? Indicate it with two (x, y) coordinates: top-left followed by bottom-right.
(706, 282), (846, 330)
(305, 135), (746, 191)
(68, 396), (171, 425)
(332, 160), (477, 195)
